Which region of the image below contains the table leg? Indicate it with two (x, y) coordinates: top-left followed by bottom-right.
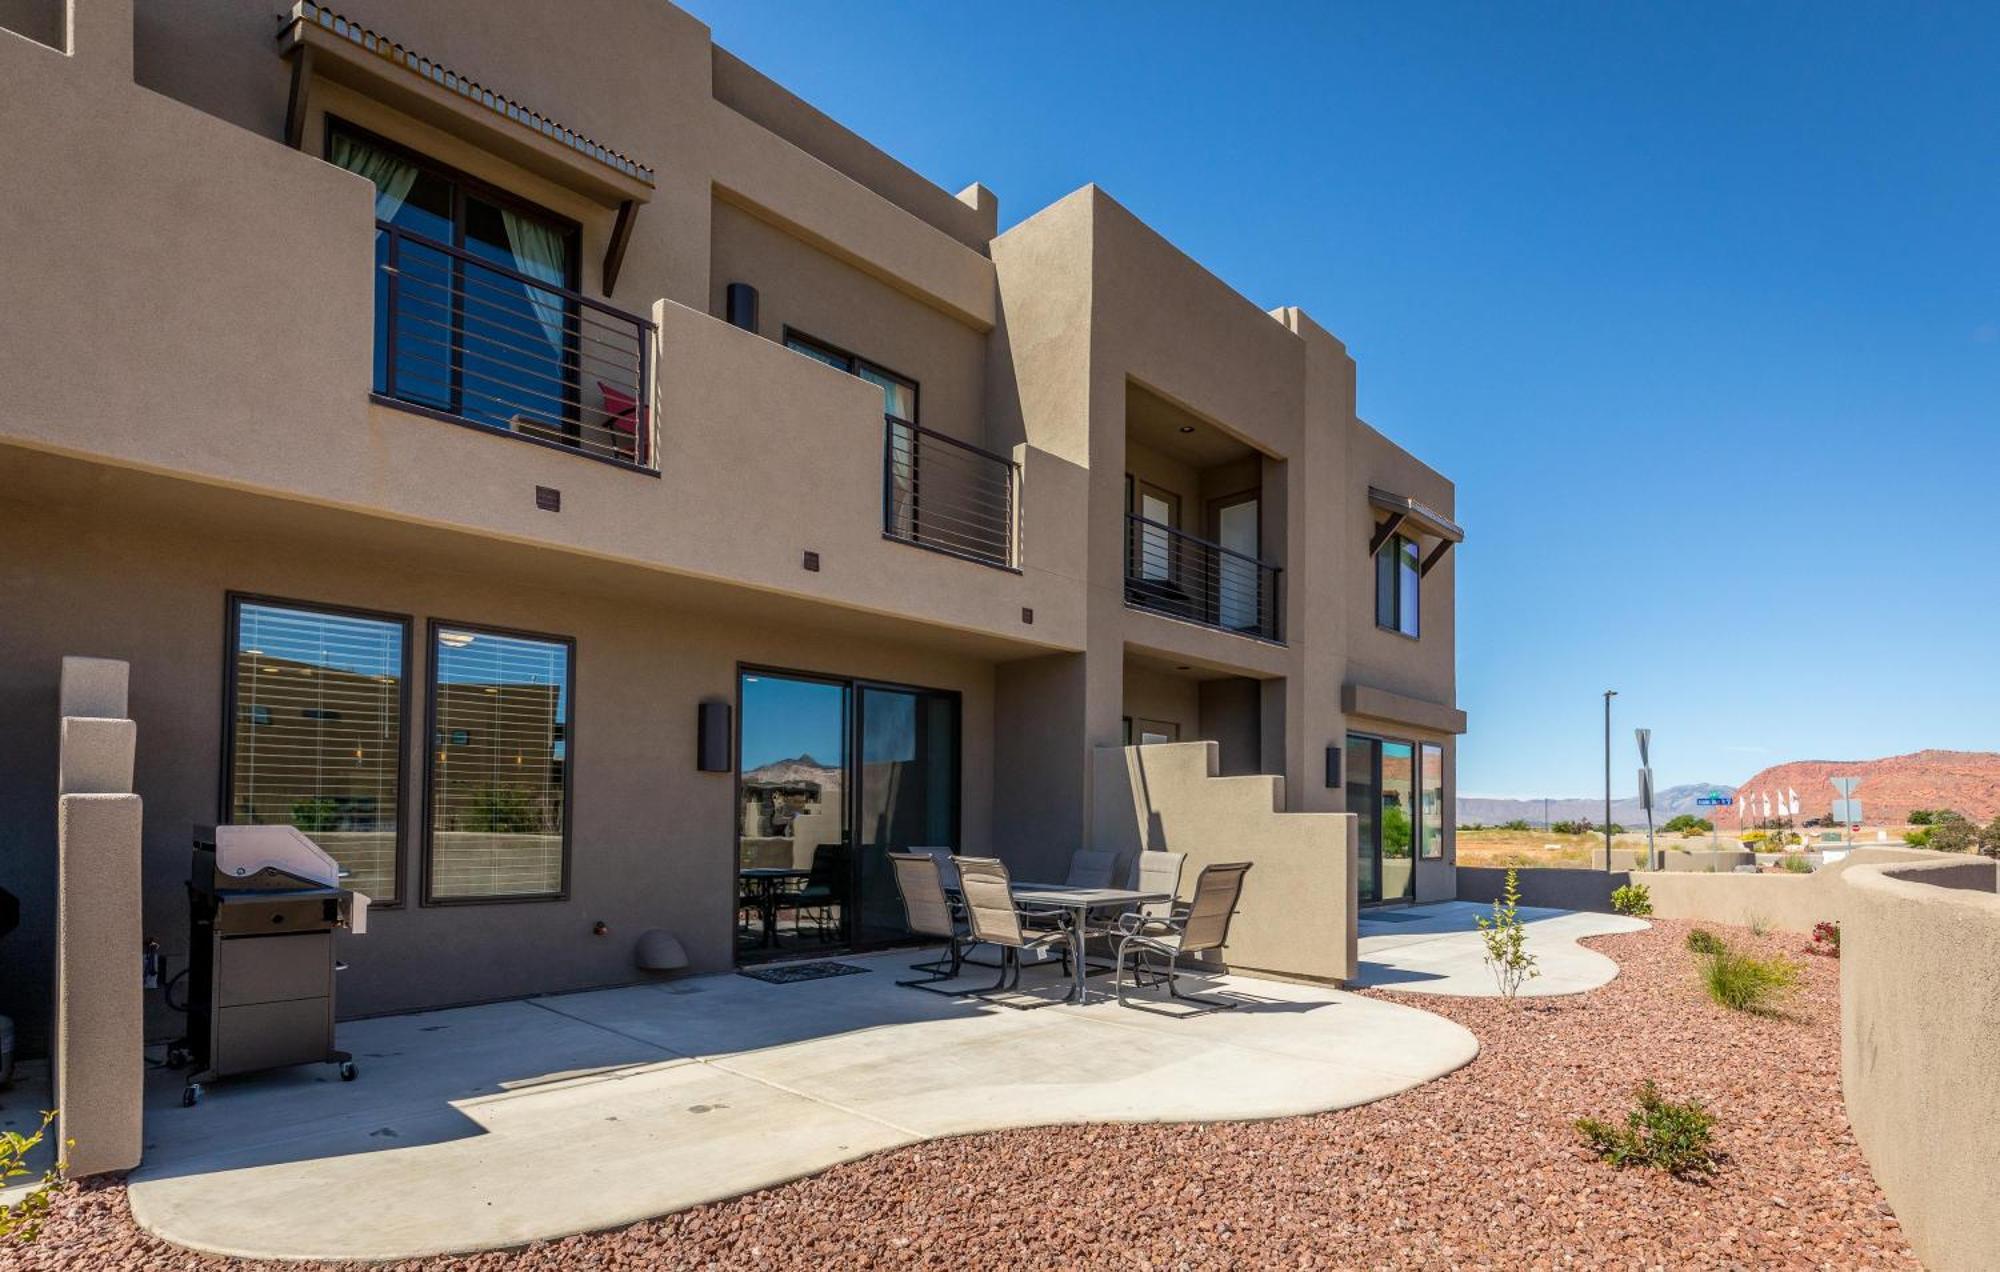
(761, 881), (779, 948)
(1069, 907), (1087, 1003)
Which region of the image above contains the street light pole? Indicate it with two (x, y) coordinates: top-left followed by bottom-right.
(1603, 689), (1618, 871)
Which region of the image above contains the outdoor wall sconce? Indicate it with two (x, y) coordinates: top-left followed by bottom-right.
(725, 282), (759, 333)
(1325, 744), (1342, 788)
(697, 700), (732, 772)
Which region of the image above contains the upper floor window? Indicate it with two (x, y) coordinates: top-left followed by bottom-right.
(329, 122), (648, 465)
(1375, 533), (1421, 638)
(784, 331), (917, 422)
(225, 597), (408, 904)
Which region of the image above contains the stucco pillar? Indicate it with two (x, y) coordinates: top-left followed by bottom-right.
(53, 655), (143, 1178)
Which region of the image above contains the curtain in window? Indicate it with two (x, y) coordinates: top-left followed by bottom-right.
(329, 133), (420, 223)
(501, 208), (570, 356)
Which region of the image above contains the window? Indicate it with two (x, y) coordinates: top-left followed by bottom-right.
(426, 623), (572, 902)
(783, 331), (917, 422)
(329, 122), (598, 448)
(225, 597), (408, 903)
(1420, 743), (1445, 860)
(1375, 532), (1421, 638)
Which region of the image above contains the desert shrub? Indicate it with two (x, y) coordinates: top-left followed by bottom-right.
(460, 785), (541, 833)
(1810, 920), (1840, 957)
(1700, 947), (1799, 1014)
(1662, 814), (1713, 836)
(288, 796), (339, 833)
(1550, 818), (1591, 836)
(1906, 809), (1937, 826)
(1780, 853), (1812, 874)
(1, 1109), (65, 1244)
(1576, 1081), (1718, 1180)
(1925, 816), (1977, 854)
(1610, 882), (1652, 916)
(1747, 913), (1771, 936)
(1500, 818), (1532, 832)
(1476, 867), (1540, 1001)
(1685, 928), (1727, 956)
(1980, 817), (2000, 861)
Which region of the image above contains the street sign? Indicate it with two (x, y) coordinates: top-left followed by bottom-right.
(1696, 794), (1733, 807)
(1831, 776), (1861, 798)
(1833, 798), (1864, 823)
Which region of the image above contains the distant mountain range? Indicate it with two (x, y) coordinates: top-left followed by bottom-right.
(1459, 783), (1734, 828)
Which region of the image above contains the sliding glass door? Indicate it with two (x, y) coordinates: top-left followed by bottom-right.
(736, 669), (959, 962)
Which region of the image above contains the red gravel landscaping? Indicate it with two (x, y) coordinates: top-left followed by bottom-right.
(4, 918), (1916, 1270)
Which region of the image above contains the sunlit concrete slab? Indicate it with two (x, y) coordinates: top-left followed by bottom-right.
(1353, 900), (1647, 997)
(128, 952), (1474, 1262)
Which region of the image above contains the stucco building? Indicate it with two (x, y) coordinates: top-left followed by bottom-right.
(0, 0), (1464, 1050)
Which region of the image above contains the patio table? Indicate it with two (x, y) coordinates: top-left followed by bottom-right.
(738, 867), (811, 948)
(1009, 884), (1171, 1003)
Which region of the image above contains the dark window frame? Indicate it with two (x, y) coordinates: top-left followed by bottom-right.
(1419, 741), (1447, 861)
(219, 591), (414, 909)
(780, 327), (920, 424)
(733, 661), (964, 963)
(421, 617), (577, 907)
(1375, 532), (1422, 640)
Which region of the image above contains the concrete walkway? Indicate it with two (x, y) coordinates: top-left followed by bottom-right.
(129, 951), (1476, 1261)
(1352, 901), (1647, 997)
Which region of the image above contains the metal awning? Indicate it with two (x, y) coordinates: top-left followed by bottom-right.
(1367, 487), (1463, 577)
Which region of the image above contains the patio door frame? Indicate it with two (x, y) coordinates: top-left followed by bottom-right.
(734, 662), (963, 964)
(1347, 729), (1418, 907)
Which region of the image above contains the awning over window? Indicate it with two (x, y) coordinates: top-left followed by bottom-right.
(1367, 486), (1463, 577)
(277, 4), (655, 207)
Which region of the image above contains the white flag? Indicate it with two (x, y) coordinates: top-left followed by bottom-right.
(1787, 788), (1800, 817)
(1762, 791), (1773, 818)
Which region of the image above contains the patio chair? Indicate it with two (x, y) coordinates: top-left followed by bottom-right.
(915, 845), (960, 891)
(1024, 847), (1121, 936)
(783, 842), (845, 940)
(1111, 861), (1252, 1013)
(887, 852), (974, 994)
(1112, 851), (1187, 981)
(955, 856), (1074, 1008)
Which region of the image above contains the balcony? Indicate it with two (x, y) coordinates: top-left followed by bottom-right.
(883, 418), (1018, 570)
(1124, 514), (1282, 642)
(373, 221), (655, 470)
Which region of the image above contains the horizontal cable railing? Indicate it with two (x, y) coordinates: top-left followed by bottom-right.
(375, 221), (655, 469)
(884, 418), (1018, 569)
(1124, 514), (1282, 641)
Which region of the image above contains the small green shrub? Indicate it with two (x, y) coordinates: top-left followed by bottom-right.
(1925, 817), (1977, 854)
(1576, 1081), (1718, 1180)
(1685, 928), (1727, 956)
(1700, 947), (1799, 1014)
(1780, 853), (1812, 874)
(1, 1109), (65, 1244)
(1476, 867), (1541, 1001)
(1610, 882), (1652, 916)
(1746, 912), (1771, 936)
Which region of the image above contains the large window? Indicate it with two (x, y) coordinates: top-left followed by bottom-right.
(1375, 532), (1421, 638)
(225, 597), (408, 903)
(329, 122), (591, 445)
(783, 331), (917, 422)
(426, 623), (572, 903)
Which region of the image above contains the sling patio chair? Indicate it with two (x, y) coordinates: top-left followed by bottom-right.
(887, 851), (974, 994)
(955, 856), (1074, 1009)
(1110, 861), (1252, 1013)
(1111, 850), (1186, 982)
(1023, 847), (1122, 937)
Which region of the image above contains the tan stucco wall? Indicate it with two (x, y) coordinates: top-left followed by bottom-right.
(1091, 742), (1356, 983)
(1838, 858), (2000, 1272)
(1638, 847), (1954, 933)
(0, 456), (1013, 1041)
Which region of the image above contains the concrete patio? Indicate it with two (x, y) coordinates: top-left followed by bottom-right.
(1352, 901), (1648, 996)
(127, 950), (1476, 1262)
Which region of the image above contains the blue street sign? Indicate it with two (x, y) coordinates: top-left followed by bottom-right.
(1696, 794), (1733, 807)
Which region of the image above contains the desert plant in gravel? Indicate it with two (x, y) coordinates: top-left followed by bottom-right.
(1779, 852), (1812, 874)
(1810, 920), (1840, 957)
(1610, 881), (1652, 916)
(1685, 928), (1727, 956)
(1476, 867), (1540, 1001)
(1, 1110), (66, 1244)
(1700, 947), (1800, 1015)
(1576, 1081), (1718, 1181)
(1746, 913), (1771, 937)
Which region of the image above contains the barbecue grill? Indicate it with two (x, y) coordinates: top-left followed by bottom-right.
(174, 825), (369, 1105)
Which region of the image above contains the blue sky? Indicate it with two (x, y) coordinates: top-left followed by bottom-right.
(683, 2), (2000, 798)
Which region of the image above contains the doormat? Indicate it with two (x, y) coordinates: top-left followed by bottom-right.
(1358, 909), (1428, 923)
(739, 961), (871, 985)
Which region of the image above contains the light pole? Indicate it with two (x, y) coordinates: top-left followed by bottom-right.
(1603, 689), (1618, 870)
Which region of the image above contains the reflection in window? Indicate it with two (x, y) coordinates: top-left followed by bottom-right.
(228, 600), (405, 902)
(1379, 740), (1416, 901)
(784, 333), (917, 421)
(738, 673), (851, 956)
(427, 626), (570, 901)
(1420, 743), (1445, 860)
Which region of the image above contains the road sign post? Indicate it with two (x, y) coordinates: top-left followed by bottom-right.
(1695, 793), (1733, 847)
(1830, 777), (1862, 849)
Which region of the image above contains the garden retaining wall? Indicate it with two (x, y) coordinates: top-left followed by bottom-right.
(1838, 857), (2000, 1272)
(1457, 866), (1630, 913)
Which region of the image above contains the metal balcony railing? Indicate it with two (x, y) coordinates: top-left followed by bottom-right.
(884, 418), (1018, 570)
(1124, 514), (1282, 641)
(374, 221), (655, 470)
